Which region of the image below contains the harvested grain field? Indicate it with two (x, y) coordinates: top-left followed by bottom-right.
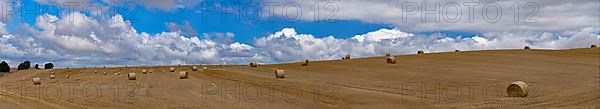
(0, 48), (598, 109)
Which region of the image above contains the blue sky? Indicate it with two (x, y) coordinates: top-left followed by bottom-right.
(7, 0), (401, 44)
(0, 0), (597, 67)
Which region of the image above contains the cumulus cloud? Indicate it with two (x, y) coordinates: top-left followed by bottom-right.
(0, 22), (8, 35)
(0, 11), (598, 67)
(253, 27), (599, 63)
(166, 21), (198, 36)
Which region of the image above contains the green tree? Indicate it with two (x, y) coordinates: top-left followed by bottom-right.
(0, 61), (9, 72)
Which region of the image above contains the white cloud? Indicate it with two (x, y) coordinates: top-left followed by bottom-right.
(253, 27), (599, 64)
(0, 12), (598, 67)
(262, 0), (600, 33)
(0, 22), (8, 35)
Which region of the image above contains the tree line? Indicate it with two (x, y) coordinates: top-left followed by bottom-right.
(0, 60), (54, 72)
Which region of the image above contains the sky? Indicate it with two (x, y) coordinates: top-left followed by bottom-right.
(0, 0), (598, 67)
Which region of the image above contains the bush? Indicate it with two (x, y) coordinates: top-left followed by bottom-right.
(34, 64), (40, 69)
(0, 61), (9, 72)
(17, 61), (31, 70)
(44, 63), (54, 69)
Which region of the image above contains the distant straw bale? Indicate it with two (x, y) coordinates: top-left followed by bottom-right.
(179, 71), (188, 79)
(301, 59), (309, 66)
(249, 62), (258, 67)
(192, 66), (198, 71)
(343, 54), (351, 60)
(275, 70), (285, 78)
(32, 77), (41, 85)
(128, 73), (136, 80)
(386, 57), (397, 64)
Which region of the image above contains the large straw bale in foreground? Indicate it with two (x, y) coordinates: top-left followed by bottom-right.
(507, 81), (529, 97)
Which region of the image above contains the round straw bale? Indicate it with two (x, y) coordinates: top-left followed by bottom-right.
(142, 69), (147, 74)
(49, 75), (55, 79)
(386, 57), (397, 64)
(417, 50), (425, 54)
(116, 72), (121, 75)
(103, 72), (107, 75)
(592, 44), (597, 48)
(65, 75), (70, 78)
(170, 67), (176, 72)
(249, 62), (258, 67)
(301, 59), (309, 66)
(524, 46), (531, 50)
(275, 70), (285, 78)
(128, 73), (136, 80)
(179, 71), (188, 79)
(203, 67), (208, 70)
(507, 81), (529, 97)
(385, 52), (391, 56)
(192, 66), (198, 71)
(51, 72), (55, 75)
(32, 77), (41, 85)
(343, 54), (351, 60)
